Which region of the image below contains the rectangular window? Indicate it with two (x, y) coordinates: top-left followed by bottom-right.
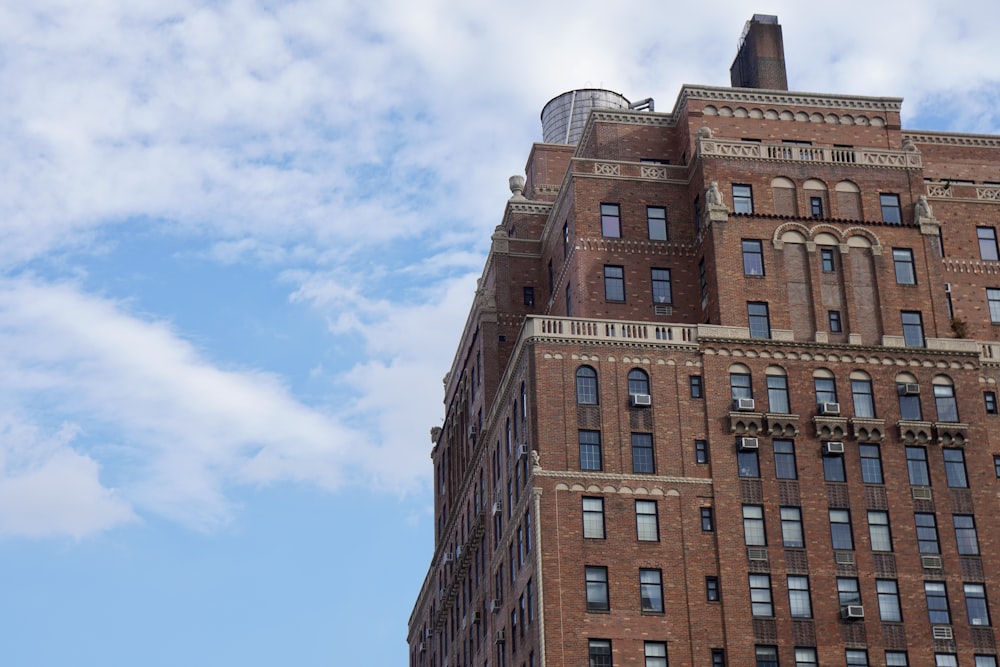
(583, 497), (605, 539)
(846, 650), (869, 667)
(748, 302), (771, 338)
(730, 372), (752, 399)
(906, 447), (930, 486)
(566, 283), (572, 317)
(795, 648), (818, 667)
(712, 649), (726, 667)
(690, 375), (703, 398)
(640, 569), (664, 613)
(787, 576), (812, 618)
(880, 193), (902, 223)
(852, 379), (876, 418)
(706, 576), (720, 601)
(893, 248), (916, 284)
(773, 439), (797, 479)
(742, 239), (764, 275)
(767, 375), (790, 413)
(943, 449), (968, 487)
(823, 454), (846, 482)
(812, 196), (825, 219)
(733, 185), (754, 214)
(979, 226), (999, 261)
(975, 657), (998, 667)
(701, 507), (714, 531)
(738, 447), (759, 478)
(749, 575), (773, 616)
(651, 268), (672, 304)
(828, 310), (843, 332)
(902, 311), (925, 347)
(830, 509), (854, 550)
(966, 583), (991, 626)
(936, 656), (958, 667)
(695, 439), (709, 464)
(589, 639), (612, 667)
(523, 286), (535, 306)
(631, 433), (654, 474)
(636, 500), (659, 542)
(699, 257), (708, 308)
(838, 577), (861, 606)
(898, 383), (923, 421)
(743, 505), (766, 546)
(868, 510), (892, 552)
(647, 207), (667, 241)
(860, 444), (884, 484)
(644, 641), (668, 667)
(820, 247), (835, 271)
(563, 222), (569, 257)
(780, 506), (804, 548)
(814, 376), (838, 404)
(586, 566), (609, 611)
(604, 266), (625, 302)
(877, 579), (902, 622)
(986, 391), (998, 414)
(935, 384), (959, 422)
(915, 512), (940, 554)
(988, 288), (1000, 323)
(955, 514), (980, 555)
(579, 431), (602, 471)
(600, 204), (620, 238)
(756, 646), (778, 667)
(885, 652), (909, 666)
(926, 581), (951, 625)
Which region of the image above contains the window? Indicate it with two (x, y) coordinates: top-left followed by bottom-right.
(966, 583), (991, 626)
(701, 507), (714, 531)
(893, 248), (916, 284)
(955, 515), (980, 555)
(712, 649), (726, 667)
(830, 509), (854, 550)
(566, 282), (572, 317)
(898, 380), (923, 420)
(755, 645), (778, 667)
(631, 433), (654, 474)
(885, 652), (909, 667)
(563, 222), (569, 257)
(576, 367), (598, 404)
(766, 372), (790, 413)
(837, 577), (861, 606)
(585, 566), (609, 611)
(742, 505), (766, 546)
(860, 444), (884, 484)
(934, 380), (959, 422)
(811, 196), (825, 218)
(628, 369), (650, 397)
(925, 581), (951, 625)
(820, 247), (835, 271)
(936, 656), (958, 667)
(699, 257), (707, 307)
(749, 575), (773, 616)
(523, 286), (535, 306)
(877, 579), (902, 622)
(902, 311), (925, 347)
(583, 497), (605, 539)
(943, 449), (968, 487)
(880, 193), (902, 223)
(742, 239), (764, 275)
(636, 500), (659, 542)
(846, 650), (870, 667)
(589, 639), (612, 667)
(986, 391), (998, 414)
(787, 576), (812, 618)
(579, 431), (603, 471)
(852, 376), (876, 418)
(828, 310), (842, 332)
(644, 642), (667, 667)
(823, 454), (846, 482)
(730, 369), (752, 400)
(738, 447), (759, 478)
(748, 302), (771, 338)
(814, 373), (837, 404)
(640, 570), (664, 613)
(773, 440), (797, 479)
(695, 439), (709, 464)
(647, 207), (667, 241)
(907, 447), (930, 486)
(604, 266), (625, 301)
(915, 513), (940, 554)
(976, 657), (999, 667)
(733, 185), (754, 214)
(651, 268), (672, 304)
(690, 375), (703, 398)
(780, 507), (804, 548)
(868, 511), (892, 552)
(989, 289), (1000, 324)
(979, 226), (999, 261)
(600, 204), (620, 238)
(794, 648), (818, 667)
(706, 576), (720, 601)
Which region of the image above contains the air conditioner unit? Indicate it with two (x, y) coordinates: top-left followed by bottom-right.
(834, 551), (856, 566)
(822, 441), (845, 456)
(456, 545), (464, 559)
(471, 611), (482, 624)
(489, 599), (501, 613)
(819, 402), (841, 416)
(900, 383), (921, 396)
(733, 397), (756, 411)
(443, 552), (454, 563)
(747, 547), (768, 561)
(468, 425), (478, 438)
(418, 641), (426, 653)
(932, 626), (954, 640)
(912, 487), (932, 501)
(840, 605), (865, 620)
(631, 393), (652, 407)
(737, 437), (760, 451)
(516, 444), (529, 460)
(491, 501), (502, 516)
(424, 628), (432, 640)
(494, 630), (506, 644)
(921, 555), (943, 570)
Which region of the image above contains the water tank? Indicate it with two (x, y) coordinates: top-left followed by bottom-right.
(540, 89), (631, 145)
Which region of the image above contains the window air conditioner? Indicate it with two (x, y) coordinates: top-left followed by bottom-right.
(734, 397), (756, 411)
(840, 605), (865, 620)
(455, 545), (464, 559)
(900, 383), (920, 396)
(491, 501), (502, 516)
(443, 552), (454, 563)
(819, 402), (841, 416)
(921, 555), (943, 570)
(516, 444), (529, 460)
(630, 393), (652, 407)
(737, 437), (759, 451)
(822, 441), (845, 456)
(418, 642), (426, 653)
(471, 611), (482, 624)
(494, 630), (506, 644)
(932, 626), (954, 640)
(468, 425), (478, 438)
(489, 599), (501, 613)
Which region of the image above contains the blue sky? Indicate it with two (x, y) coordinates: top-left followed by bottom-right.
(1, 1), (998, 665)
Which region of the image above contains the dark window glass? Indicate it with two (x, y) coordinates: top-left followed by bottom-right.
(631, 433), (654, 474)
(965, 583), (990, 626)
(837, 577), (861, 606)
(589, 639), (612, 667)
(628, 369), (650, 397)
(859, 444), (883, 484)
(738, 448), (759, 478)
(767, 375), (790, 413)
(701, 507), (714, 531)
(915, 513), (940, 554)
(823, 455), (846, 482)
(733, 185), (754, 214)
(749, 576), (773, 616)
(902, 311), (925, 347)
(742, 240), (764, 275)
(988, 391), (1000, 414)
(828, 310), (843, 332)
(877, 579), (902, 622)
(955, 515), (980, 555)
(898, 383), (923, 420)
(647, 207), (667, 241)
(576, 367), (598, 404)
(880, 193), (902, 223)
(925, 581), (950, 625)
(695, 439), (709, 464)
(934, 383), (959, 422)
(604, 266), (625, 301)
(773, 439), (797, 479)
(893, 248), (916, 284)
(690, 375), (703, 398)
(755, 645), (778, 667)
(600, 204), (620, 238)
(651, 268), (672, 304)
(585, 566), (609, 611)
(706, 576), (720, 601)
(814, 376), (837, 404)
(579, 431), (602, 471)
(582, 497), (605, 539)
(812, 197), (825, 219)
(712, 649), (726, 667)
(821, 247), (835, 271)
(906, 447), (930, 486)
(830, 509), (854, 550)
(748, 302), (771, 338)
(523, 286), (535, 306)
(852, 379), (875, 418)
(979, 227), (999, 261)
(780, 506), (804, 547)
(943, 449), (968, 487)
(640, 569), (664, 613)
(563, 222), (569, 257)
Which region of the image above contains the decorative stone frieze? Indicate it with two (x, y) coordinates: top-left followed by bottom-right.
(813, 415), (849, 439)
(850, 418), (886, 442)
(730, 411), (764, 435)
(935, 422), (970, 447)
(898, 420), (933, 443)
(766, 414), (800, 437)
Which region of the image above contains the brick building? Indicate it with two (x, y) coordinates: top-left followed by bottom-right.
(408, 15), (1000, 667)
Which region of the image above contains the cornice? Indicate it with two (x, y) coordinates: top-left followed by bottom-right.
(903, 131), (1000, 147)
(675, 85), (903, 113)
(536, 469), (713, 488)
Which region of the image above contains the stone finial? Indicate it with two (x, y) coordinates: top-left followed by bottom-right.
(706, 181), (724, 207)
(696, 126), (713, 140)
(915, 194), (933, 220)
(509, 174), (526, 200)
(902, 137), (918, 152)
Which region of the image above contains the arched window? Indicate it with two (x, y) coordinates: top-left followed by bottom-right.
(771, 177), (797, 216)
(803, 179), (829, 218)
(628, 369), (650, 397)
(576, 366), (598, 405)
(933, 375), (959, 423)
(896, 373), (922, 421)
(835, 180), (862, 220)
(813, 368), (838, 406)
(850, 371), (875, 418)
(765, 366), (790, 414)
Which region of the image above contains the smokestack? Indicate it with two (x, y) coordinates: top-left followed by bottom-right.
(730, 14), (788, 90)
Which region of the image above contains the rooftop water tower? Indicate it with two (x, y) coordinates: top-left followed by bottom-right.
(540, 89), (631, 145)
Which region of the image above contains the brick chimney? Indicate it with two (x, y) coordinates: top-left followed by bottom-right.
(730, 14), (788, 90)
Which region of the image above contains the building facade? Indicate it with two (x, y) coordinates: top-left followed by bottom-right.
(408, 15), (1000, 667)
